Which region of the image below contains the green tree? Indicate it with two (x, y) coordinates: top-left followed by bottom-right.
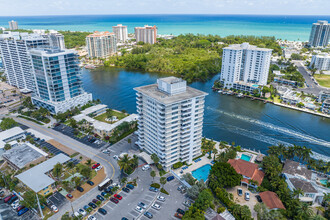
(0, 118), (18, 130)
(72, 176), (82, 187)
(66, 161), (75, 169)
(182, 173), (197, 185)
(117, 154), (133, 174)
(79, 166), (92, 179)
(20, 191), (46, 209)
(4, 144), (11, 150)
(208, 162), (242, 190)
(53, 163), (63, 181)
(150, 170), (156, 183)
(85, 159), (92, 166)
(160, 177), (167, 189)
(151, 153), (160, 164)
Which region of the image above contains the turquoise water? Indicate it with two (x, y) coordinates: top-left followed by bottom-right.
(241, 154), (252, 162)
(191, 164), (212, 182)
(320, 179), (328, 186)
(1, 15), (330, 41)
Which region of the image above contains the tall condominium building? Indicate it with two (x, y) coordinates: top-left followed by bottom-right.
(86, 31), (117, 58)
(48, 31), (65, 49)
(309, 20), (330, 47)
(0, 32), (49, 91)
(220, 43), (272, 88)
(8, 20), (18, 30)
(30, 48), (92, 114)
(134, 25), (157, 44)
(310, 53), (330, 71)
(112, 24), (128, 42)
(134, 77), (207, 170)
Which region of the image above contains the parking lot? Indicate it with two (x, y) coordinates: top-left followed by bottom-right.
(47, 192), (68, 210)
(228, 186), (258, 218)
(0, 198), (39, 220)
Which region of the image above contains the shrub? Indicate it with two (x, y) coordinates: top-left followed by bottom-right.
(104, 194), (110, 199)
(160, 188), (169, 195)
(217, 207), (226, 213)
(96, 201), (101, 206)
(159, 170), (167, 176)
(86, 207), (93, 213)
(172, 162), (183, 169)
(150, 183), (160, 188)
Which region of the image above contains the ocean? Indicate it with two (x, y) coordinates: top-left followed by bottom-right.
(1, 14), (330, 41)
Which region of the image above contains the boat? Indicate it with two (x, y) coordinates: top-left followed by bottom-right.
(236, 93), (244, 98)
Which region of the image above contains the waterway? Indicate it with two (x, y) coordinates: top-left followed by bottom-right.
(81, 67), (330, 159)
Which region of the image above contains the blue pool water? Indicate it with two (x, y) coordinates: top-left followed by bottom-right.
(320, 179), (328, 186)
(191, 164), (212, 182)
(241, 154), (251, 161)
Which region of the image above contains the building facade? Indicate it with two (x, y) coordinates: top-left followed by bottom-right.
(112, 24), (128, 42)
(220, 43), (272, 88)
(309, 20), (330, 47)
(30, 48), (92, 114)
(86, 31), (117, 58)
(48, 31), (65, 49)
(134, 25), (157, 44)
(8, 20), (18, 30)
(134, 77), (207, 170)
(0, 32), (49, 91)
(310, 53), (330, 71)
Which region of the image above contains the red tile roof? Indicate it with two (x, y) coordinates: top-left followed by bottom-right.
(228, 159), (265, 185)
(259, 191), (286, 210)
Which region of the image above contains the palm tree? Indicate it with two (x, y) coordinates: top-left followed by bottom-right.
(160, 177), (167, 190)
(213, 148), (218, 160)
(117, 154), (133, 174)
(150, 171), (156, 183)
(66, 161), (75, 169)
(85, 159), (92, 166)
(302, 146), (312, 162)
(292, 188), (304, 198)
(315, 206), (325, 215)
(297, 203), (313, 219)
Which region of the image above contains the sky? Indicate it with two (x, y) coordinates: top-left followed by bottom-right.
(0, 0), (329, 16)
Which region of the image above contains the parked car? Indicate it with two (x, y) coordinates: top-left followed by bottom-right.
(126, 184), (134, 189)
(11, 200), (20, 208)
(144, 211), (153, 219)
(149, 187), (158, 192)
(17, 207), (29, 216)
(152, 203), (161, 210)
(245, 192), (250, 201)
(256, 195), (262, 203)
(87, 216), (96, 220)
(92, 163), (100, 169)
(142, 164), (150, 171)
(4, 195), (13, 203)
(16, 206), (25, 212)
(77, 186), (84, 192)
(92, 199), (98, 204)
(174, 212), (183, 219)
(157, 195), (165, 202)
(8, 195), (18, 204)
(97, 195), (104, 201)
(87, 180), (94, 186)
(95, 166), (102, 172)
(98, 208), (107, 215)
(66, 194), (73, 199)
(73, 212), (80, 217)
(177, 185), (184, 191)
(88, 202), (96, 209)
(104, 187), (112, 194)
(121, 218), (129, 220)
(12, 203), (20, 210)
(177, 208), (185, 215)
(78, 209), (87, 216)
(113, 155), (119, 160)
(183, 200), (192, 207)
(83, 205), (90, 211)
(237, 188), (243, 196)
(135, 206), (143, 213)
(167, 176), (174, 181)
(110, 197), (119, 204)
(138, 202), (146, 209)
(122, 187), (130, 193)
(101, 192), (108, 197)
(51, 205), (59, 213)
(114, 194), (122, 200)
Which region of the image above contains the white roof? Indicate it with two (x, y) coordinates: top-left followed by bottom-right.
(0, 127), (25, 142)
(138, 152), (153, 164)
(81, 104), (108, 115)
(16, 154), (70, 192)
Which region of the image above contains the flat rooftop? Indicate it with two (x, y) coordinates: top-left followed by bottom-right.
(224, 42), (272, 52)
(0, 127), (25, 142)
(134, 83), (208, 105)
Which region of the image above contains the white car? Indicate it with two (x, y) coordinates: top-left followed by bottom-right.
(135, 206), (143, 213)
(113, 155), (119, 160)
(95, 166), (103, 172)
(51, 205), (59, 213)
(157, 195), (165, 202)
(152, 203), (161, 210)
(78, 208), (87, 216)
(183, 200), (192, 207)
(87, 216), (97, 220)
(142, 164), (150, 171)
(111, 182), (120, 187)
(245, 192), (250, 201)
(73, 211), (80, 217)
(11, 200), (20, 208)
(12, 203), (20, 210)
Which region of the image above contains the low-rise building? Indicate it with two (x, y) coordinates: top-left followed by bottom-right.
(273, 70), (285, 77)
(228, 159), (265, 188)
(80, 104), (107, 117)
(276, 86), (301, 105)
(318, 91), (330, 102)
(16, 153), (70, 196)
(282, 160), (330, 205)
(274, 77), (297, 87)
(321, 98), (330, 114)
(232, 81), (261, 94)
(3, 143), (48, 170)
(0, 127), (26, 148)
(259, 191), (286, 210)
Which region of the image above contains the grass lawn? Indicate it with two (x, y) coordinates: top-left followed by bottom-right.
(94, 111), (127, 124)
(314, 74), (330, 88)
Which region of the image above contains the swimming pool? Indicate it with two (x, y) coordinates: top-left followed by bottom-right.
(241, 154), (251, 161)
(320, 179), (328, 186)
(191, 164), (212, 182)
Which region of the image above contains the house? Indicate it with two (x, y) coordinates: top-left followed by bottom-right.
(282, 160), (330, 205)
(16, 153), (70, 196)
(318, 91), (330, 103)
(228, 159), (265, 188)
(3, 143), (48, 170)
(80, 104), (107, 117)
(259, 191), (286, 210)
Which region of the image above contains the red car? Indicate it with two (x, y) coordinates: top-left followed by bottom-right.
(114, 194), (122, 200)
(92, 163), (100, 169)
(4, 195), (13, 203)
(66, 194), (73, 199)
(16, 206), (25, 212)
(110, 197), (119, 204)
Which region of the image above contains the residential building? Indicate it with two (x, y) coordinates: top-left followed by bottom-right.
(0, 32), (49, 91)
(8, 20), (18, 30)
(274, 77), (298, 87)
(0, 127), (26, 148)
(134, 77), (208, 170)
(321, 98), (330, 114)
(3, 143), (48, 170)
(318, 91), (330, 102)
(309, 20), (330, 47)
(16, 153), (70, 196)
(86, 31), (117, 58)
(310, 53), (330, 71)
(259, 191), (285, 210)
(282, 160), (330, 205)
(276, 86), (301, 105)
(227, 159), (265, 188)
(112, 24), (128, 42)
(232, 81), (261, 94)
(47, 31), (65, 50)
(134, 25), (157, 44)
(30, 48), (92, 114)
(220, 43), (272, 88)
